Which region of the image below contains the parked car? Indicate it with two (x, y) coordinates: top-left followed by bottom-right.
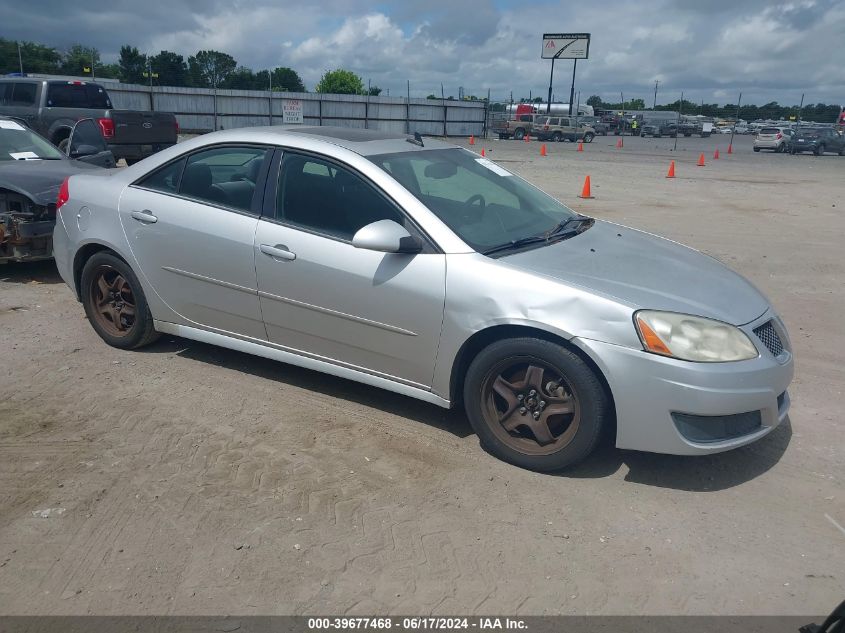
(54, 127), (793, 472)
(0, 116), (113, 263)
(579, 117), (609, 135)
(788, 127), (845, 156)
(0, 78), (178, 164)
(640, 122), (678, 138)
(531, 116), (596, 142)
(678, 120), (713, 137)
(754, 127), (789, 152)
(491, 114), (538, 140)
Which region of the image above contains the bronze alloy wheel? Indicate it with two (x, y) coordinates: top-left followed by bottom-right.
(88, 264), (137, 337)
(481, 357), (580, 456)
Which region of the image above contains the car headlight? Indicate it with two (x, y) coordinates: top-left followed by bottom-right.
(634, 310), (759, 362)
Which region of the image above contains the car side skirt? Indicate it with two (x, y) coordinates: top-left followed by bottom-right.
(153, 320), (452, 409)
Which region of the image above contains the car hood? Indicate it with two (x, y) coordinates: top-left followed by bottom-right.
(0, 159), (105, 206)
(503, 220), (770, 325)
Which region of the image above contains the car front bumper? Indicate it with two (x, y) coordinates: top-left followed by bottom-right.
(571, 312), (793, 455)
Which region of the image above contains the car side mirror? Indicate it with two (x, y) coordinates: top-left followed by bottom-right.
(352, 219), (422, 254)
(70, 144), (99, 158)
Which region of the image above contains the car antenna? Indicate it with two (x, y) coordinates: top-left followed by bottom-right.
(407, 132), (424, 147)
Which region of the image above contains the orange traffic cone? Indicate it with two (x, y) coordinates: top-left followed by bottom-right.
(469, 135), (475, 145)
(524, 133), (530, 143)
(667, 160), (675, 178)
(727, 143), (733, 155)
(697, 153), (705, 166)
(714, 148), (720, 159)
(540, 144), (547, 157)
(615, 138), (622, 149)
(480, 148), (486, 157)
(577, 141), (584, 152)
(578, 175), (594, 199)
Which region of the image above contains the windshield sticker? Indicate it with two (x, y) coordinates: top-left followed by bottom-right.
(475, 158), (512, 177)
(0, 120), (26, 131)
(9, 151), (41, 160)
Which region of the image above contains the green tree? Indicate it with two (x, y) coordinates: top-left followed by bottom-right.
(188, 50), (237, 88)
(149, 51), (188, 87)
(59, 44), (100, 77)
(0, 38), (61, 74)
(97, 63), (121, 79)
(224, 66), (259, 89)
(270, 67), (305, 92)
(315, 69), (365, 95)
(118, 45), (147, 84)
(367, 85), (382, 96)
(586, 95), (604, 108)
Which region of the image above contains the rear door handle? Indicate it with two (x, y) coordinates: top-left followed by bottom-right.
(260, 243), (296, 261)
(130, 210), (157, 223)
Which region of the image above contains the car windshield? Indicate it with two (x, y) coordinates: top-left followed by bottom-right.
(370, 148), (578, 253)
(0, 121), (65, 161)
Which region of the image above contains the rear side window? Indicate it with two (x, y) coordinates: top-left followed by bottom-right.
(46, 83), (111, 109)
(9, 83), (37, 106)
(549, 118), (560, 126)
(179, 146), (269, 213)
(760, 128), (780, 134)
(137, 157), (186, 194)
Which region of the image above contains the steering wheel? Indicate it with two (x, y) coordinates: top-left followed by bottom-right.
(464, 194), (486, 209)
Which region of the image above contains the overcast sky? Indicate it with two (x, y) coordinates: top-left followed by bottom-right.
(2, 0), (844, 106)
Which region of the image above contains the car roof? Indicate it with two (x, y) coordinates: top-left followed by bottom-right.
(216, 125), (458, 157)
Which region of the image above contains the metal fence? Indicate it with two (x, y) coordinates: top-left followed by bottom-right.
(106, 82), (487, 136)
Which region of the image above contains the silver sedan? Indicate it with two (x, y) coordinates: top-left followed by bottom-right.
(53, 127), (793, 471)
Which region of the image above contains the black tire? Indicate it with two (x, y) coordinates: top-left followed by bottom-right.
(583, 132), (594, 143)
(839, 146), (845, 156)
(514, 128), (525, 140)
(815, 144), (825, 156)
(81, 251), (159, 350)
(463, 337), (609, 472)
(753, 147), (760, 152)
(684, 133), (691, 137)
(552, 131), (562, 142)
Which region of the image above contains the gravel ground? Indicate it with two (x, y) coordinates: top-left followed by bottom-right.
(0, 132), (842, 616)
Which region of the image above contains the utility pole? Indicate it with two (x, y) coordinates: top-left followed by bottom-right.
(653, 80), (659, 109)
(568, 59), (577, 118)
(17, 41), (24, 75)
(91, 51), (96, 81)
(673, 91), (683, 152)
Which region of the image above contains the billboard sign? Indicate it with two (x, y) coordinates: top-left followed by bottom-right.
(542, 33), (590, 59)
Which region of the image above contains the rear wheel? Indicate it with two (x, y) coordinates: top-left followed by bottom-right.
(815, 144), (825, 156)
(514, 128), (525, 141)
(81, 252), (159, 350)
(583, 132), (594, 143)
(463, 338), (609, 471)
(552, 131), (562, 142)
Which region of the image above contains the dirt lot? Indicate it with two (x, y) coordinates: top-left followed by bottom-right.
(0, 133), (842, 616)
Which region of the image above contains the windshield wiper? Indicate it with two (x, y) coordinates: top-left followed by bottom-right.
(545, 215), (594, 238)
(481, 216), (594, 256)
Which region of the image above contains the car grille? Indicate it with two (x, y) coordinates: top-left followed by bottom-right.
(753, 321), (784, 357)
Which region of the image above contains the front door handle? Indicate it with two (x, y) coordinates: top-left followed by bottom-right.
(260, 243), (296, 261)
(130, 210), (157, 223)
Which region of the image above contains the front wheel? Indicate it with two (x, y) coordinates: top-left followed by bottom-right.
(514, 129), (525, 141)
(81, 251), (160, 349)
(463, 338), (609, 472)
(815, 144), (825, 156)
(753, 147), (760, 152)
(583, 132), (594, 143)
(552, 131), (562, 142)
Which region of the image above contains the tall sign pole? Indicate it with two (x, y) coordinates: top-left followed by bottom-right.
(728, 92), (741, 153)
(542, 33), (590, 117)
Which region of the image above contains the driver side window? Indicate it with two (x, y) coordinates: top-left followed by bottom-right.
(276, 153), (404, 241)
